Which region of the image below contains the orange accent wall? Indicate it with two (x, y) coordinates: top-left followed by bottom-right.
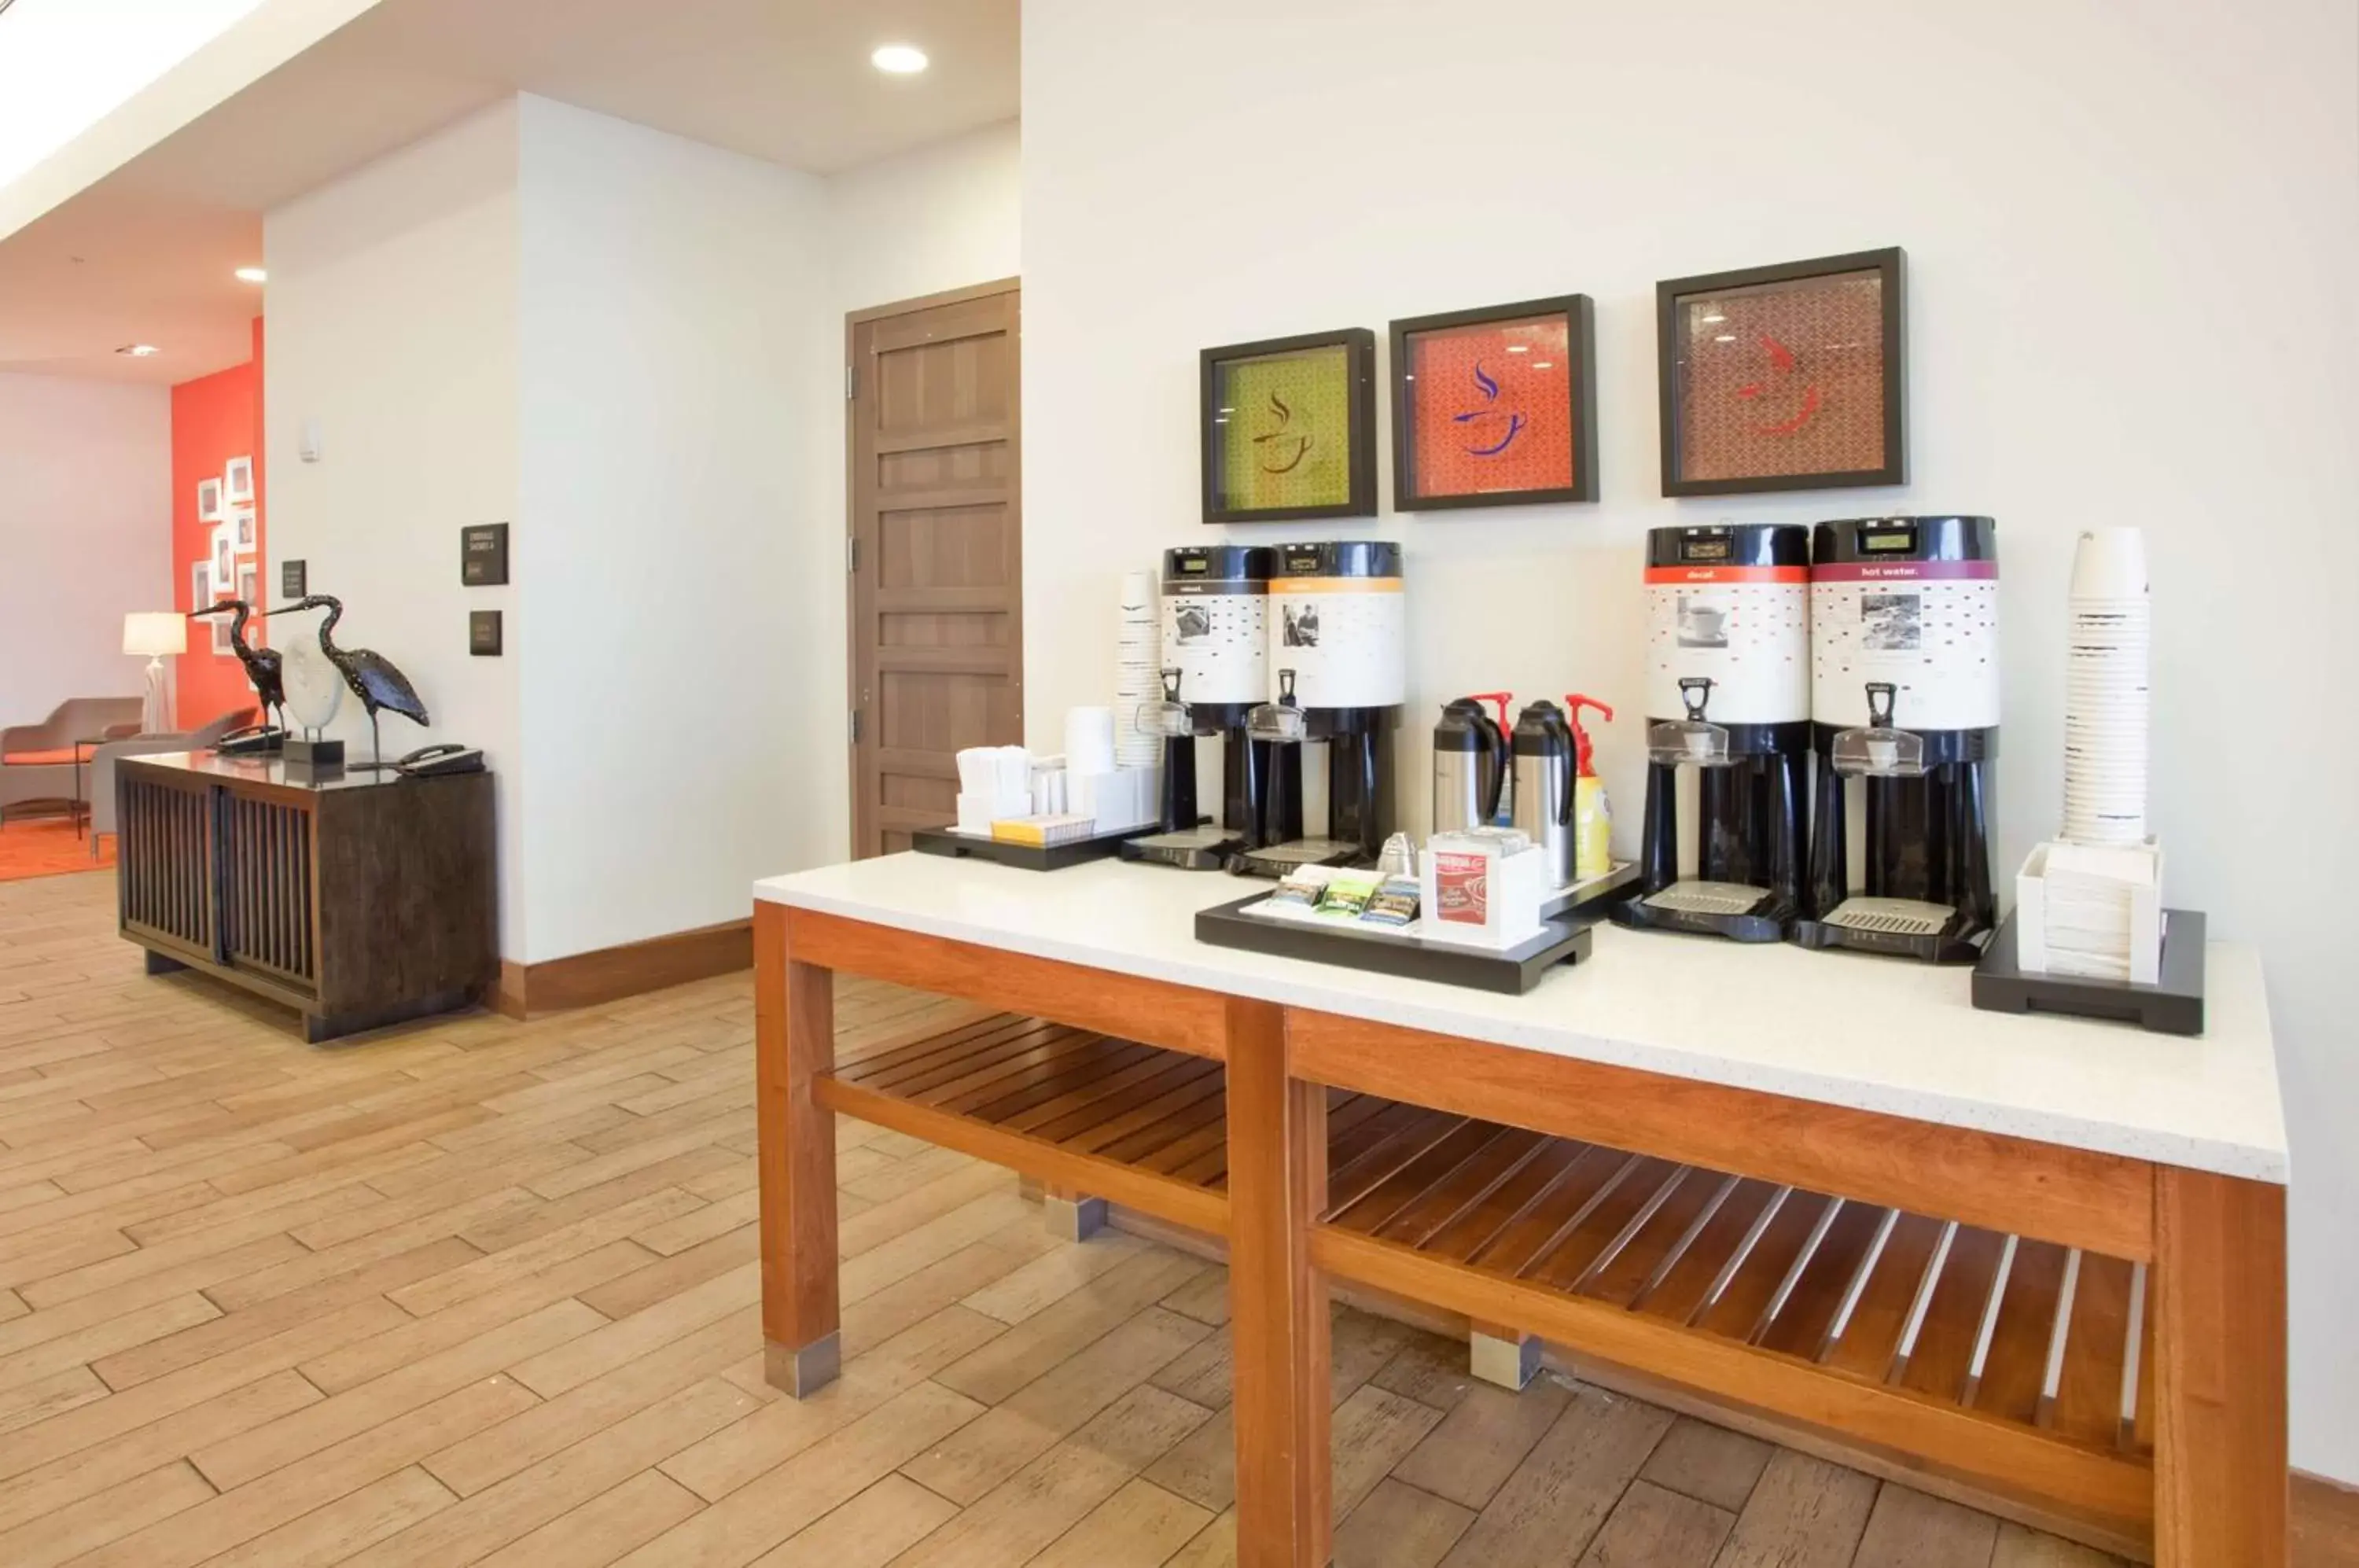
(171, 317), (267, 726)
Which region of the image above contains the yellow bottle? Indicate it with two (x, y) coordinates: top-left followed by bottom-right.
(1567, 695), (1614, 882)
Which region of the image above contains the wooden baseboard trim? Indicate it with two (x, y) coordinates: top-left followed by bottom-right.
(500, 918), (753, 1018)
(493, 961), (528, 1020)
(2295, 1470), (2359, 1568)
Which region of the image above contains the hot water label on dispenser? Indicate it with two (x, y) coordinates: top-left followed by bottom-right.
(1267, 543), (1406, 710)
(1811, 557), (1999, 731)
(1643, 562), (1809, 725)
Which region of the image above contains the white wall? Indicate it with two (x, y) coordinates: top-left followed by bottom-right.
(1021, 0), (2359, 1480)
(792, 119), (1024, 866)
(0, 374), (170, 723)
(513, 94), (830, 962)
(263, 98), (525, 952)
(829, 118), (1020, 316)
(259, 98), (1014, 963)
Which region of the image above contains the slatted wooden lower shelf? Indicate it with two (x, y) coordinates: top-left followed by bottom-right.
(1311, 1100), (2157, 1537)
(820, 1011), (1235, 1235)
(819, 1011), (2157, 1537)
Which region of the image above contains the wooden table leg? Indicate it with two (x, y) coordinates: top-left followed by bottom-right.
(1226, 996), (1331, 1567)
(755, 902), (840, 1396)
(2154, 1167), (2287, 1565)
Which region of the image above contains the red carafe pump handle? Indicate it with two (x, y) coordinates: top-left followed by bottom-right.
(1566, 693), (1614, 778)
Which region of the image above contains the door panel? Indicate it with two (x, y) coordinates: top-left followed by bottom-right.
(848, 282), (1022, 857)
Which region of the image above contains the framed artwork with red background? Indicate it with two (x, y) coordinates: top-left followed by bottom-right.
(1658, 247), (1906, 496)
(1389, 295), (1597, 511)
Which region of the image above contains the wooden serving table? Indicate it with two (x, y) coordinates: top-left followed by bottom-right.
(752, 855), (2288, 1566)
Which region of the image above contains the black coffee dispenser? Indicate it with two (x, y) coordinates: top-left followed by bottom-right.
(1231, 541), (1406, 876)
(1794, 517), (2000, 962)
(1609, 523), (1812, 942)
(1123, 546), (1273, 870)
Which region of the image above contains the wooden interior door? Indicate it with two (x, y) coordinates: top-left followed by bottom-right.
(847, 280), (1022, 857)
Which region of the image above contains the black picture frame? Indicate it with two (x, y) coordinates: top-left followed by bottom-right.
(1389, 294), (1598, 512)
(1200, 328), (1377, 525)
(1657, 247), (1906, 497)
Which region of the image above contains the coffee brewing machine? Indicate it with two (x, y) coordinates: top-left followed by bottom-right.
(1231, 540), (1405, 876)
(1794, 516), (2000, 962)
(1610, 522), (1812, 941)
(1123, 546), (1274, 870)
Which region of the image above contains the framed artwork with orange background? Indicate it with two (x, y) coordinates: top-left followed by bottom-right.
(1658, 247), (1906, 496)
(1390, 295), (1597, 511)
(1201, 328), (1376, 524)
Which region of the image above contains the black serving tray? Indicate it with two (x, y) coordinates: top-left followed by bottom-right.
(911, 823), (1154, 872)
(1971, 908), (2206, 1036)
(1540, 861), (1643, 918)
(1194, 896), (1594, 996)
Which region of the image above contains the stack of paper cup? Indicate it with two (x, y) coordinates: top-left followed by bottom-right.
(2061, 528), (2150, 847)
(1114, 570), (1162, 768)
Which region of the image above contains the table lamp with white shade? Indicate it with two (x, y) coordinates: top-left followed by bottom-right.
(122, 612), (186, 734)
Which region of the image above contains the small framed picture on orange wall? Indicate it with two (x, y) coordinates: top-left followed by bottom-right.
(224, 455), (254, 506)
(197, 477), (223, 522)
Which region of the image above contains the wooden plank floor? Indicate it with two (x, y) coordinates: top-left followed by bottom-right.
(0, 868), (2142, 1567)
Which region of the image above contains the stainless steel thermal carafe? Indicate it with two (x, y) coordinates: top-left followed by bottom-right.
(1430, 697), (1508, 837)
(1511, 700), (1577, 889)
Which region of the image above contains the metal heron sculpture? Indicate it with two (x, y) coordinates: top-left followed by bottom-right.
(187, 599), (287, 738)
(261, 594), (429, 768)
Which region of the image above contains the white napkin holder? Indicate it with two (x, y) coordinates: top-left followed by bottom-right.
(1419, 831), (1548, 948)
(1071, 766), (1159, 834)
(2015, 838), (2164, 985)
(955, 745), (1036, 836)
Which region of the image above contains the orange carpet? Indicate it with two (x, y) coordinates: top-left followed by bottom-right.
(0, 818), (113, 882)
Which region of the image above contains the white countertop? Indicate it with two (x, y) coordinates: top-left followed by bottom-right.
(753, 855), (2289, 1183)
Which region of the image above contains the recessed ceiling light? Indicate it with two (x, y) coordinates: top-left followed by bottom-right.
(234, 267), (267, 283)
(870, 42), (928, 74)
(117, 344), (160, 357)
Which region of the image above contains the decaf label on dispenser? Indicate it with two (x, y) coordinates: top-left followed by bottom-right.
(1643, 564), (1809, 725)
(1811, 559), (1999, 731)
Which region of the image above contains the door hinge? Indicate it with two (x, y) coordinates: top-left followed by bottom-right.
(845, 363), (857, 399)
(849, 709), (863, 743)
(846, 536), (859, 572)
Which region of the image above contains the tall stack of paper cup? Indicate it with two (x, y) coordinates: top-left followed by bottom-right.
(2062, 528), (2150, 845)
(1114, 570), (1162, 768)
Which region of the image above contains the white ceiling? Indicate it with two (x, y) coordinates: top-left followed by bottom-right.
(0, 0), (1019, 382)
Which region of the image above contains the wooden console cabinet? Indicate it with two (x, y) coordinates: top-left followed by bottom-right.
(117, 752), (495, 1042)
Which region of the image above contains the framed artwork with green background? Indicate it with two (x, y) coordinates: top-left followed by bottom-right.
(1200, 327), (1377, 523)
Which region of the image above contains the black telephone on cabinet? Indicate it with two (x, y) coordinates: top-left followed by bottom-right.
(215, 723), (289, 756)
(393, 743), (484, 777)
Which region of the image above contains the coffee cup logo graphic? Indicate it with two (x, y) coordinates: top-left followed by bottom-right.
(1435, 852), (1490, 925)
